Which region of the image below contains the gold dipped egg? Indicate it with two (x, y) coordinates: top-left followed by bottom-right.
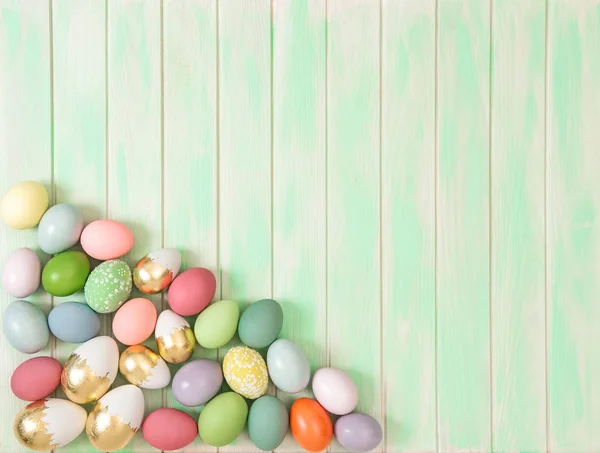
(155, 309), (196, 364)
(119, 345), (171, 389)
(133, 248), (181, 294)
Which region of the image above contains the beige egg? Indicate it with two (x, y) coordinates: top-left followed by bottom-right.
(119, 345), (171, 389)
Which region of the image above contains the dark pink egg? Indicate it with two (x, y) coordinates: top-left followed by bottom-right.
(11, 356), (62, 401)
(142, 408), (198, 451)
(167, 267), (216, 316)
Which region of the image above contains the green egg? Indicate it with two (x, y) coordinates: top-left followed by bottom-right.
(194, 300), (239, 349)
(198, 392), (248, 447)
(84, 259), (132, 313)
(248, 395), (289, 451)
(238, 299), (283, 349)
(42, 251), (90, 297)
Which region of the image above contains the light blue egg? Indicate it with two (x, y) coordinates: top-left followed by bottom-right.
(48, 302), (101, 343)
(3, 300), (49, 354)
(37, 203), (84, 255)
(266, 338), (311, 394)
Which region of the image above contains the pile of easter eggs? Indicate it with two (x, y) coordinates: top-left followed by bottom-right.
(1, 181), (383, 452)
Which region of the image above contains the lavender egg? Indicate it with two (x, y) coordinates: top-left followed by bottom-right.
(334, 413), (383, 452)
(172, 359), (223, 407)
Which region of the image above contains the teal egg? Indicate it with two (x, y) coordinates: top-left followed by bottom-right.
(84, 260), (132, 313)
(238, 299), (283, 349)
(248, 395), (289, 451)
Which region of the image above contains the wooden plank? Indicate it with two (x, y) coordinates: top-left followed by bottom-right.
(490, 0), (547, 451)
(436, 0), (491, 450)
(547, 1), (600, 451)
(327, 1), (381, 451)
(0, 1), (52, 450)
(381, 0), (437, 452)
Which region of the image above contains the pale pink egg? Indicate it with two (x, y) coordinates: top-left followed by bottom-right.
(81, 219), (134, 260)
(113, 298), (157, 345)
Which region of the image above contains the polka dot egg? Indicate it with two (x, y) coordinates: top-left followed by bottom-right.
(223, 346), (269, 400)
(84, 259), (133, 313)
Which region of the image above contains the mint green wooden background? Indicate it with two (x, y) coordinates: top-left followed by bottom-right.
(0, 0), (599, 452)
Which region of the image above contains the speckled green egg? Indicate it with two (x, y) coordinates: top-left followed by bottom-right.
(194, 300), (239, 349)
(42, 251), (90, 297)
(248, 395), (289, 451)
(238, 299), (283, 349)
(198, 392), (248, 447)
(84, 259), (132, 313)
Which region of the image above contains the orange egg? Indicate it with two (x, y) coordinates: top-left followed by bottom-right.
(113, 298), (157, 345)
(290, 398), (333, 452)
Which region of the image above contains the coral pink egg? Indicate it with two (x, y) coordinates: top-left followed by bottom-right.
(142, 408), (198, 451)
(113, 298), (157, 345)
(80, 219), (134, 260)
(167, 267), (216, 316)
(11, 356), (62, 401)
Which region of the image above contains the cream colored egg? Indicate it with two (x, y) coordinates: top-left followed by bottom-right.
(1, 181), (48, 230)
(155, 310), (196, 364)
(133, 248), (181, 294)
(119, 345), (171, 389)
(223, 346), (269, 400)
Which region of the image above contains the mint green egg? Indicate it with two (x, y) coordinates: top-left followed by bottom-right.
(84, 260), (132, 313)
(248, 395), (289, 451)
(238, 299), (283, 349)
(194, 300), (239, 349)
(198, 392), (248, 447)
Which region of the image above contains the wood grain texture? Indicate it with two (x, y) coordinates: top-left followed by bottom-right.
(436, 0), (491, 450)
(381, 0), (436, 452)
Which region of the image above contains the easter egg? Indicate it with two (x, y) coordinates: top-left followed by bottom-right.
(119, 345), (171, 389)
(168, 267), (216, 316)
(1, 181), (48, 230)
(198, 392), (248, 447)
(84, 259), (132, 313)
(193, 300), (239, 349)
(238, 298), (283, 348)
(42, 251), (90, 297)
(80, 219), (134, 260)
(334, 413), (383, 452)
(312, 367), (358, 415)
(86, 385), (144, 452)
(48, 302), (101, 343)
(133, 248), (181, 294)
(3, 300), (49, 354)
(112, 298), (157, 345)
(290, 398), (333, 453)
(61, 336), (119, 404)
(11, 357), (62, 401)
(37, 203), (84, 254)
(267, 338), (310, 393)
(223, 346), (269, 399)
(2, 247), (41, 298)
(248, 395), (289, 451)
(14, 398), (87, 451)
(142, 408), (198, 451)
(172, 359), (223, 407)
(155, 309), (196, 363)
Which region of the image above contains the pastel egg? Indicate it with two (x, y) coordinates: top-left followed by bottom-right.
(312, 367), (358, 415)
(42, 251), (90, 297)
(119, 345), (171, 389)
(194, 300), (239, 349)
(2, 247), (41, 298)
(3, 300), (49, 354)
(198, 392), (248, 447)
(80, 219), (134, 260)
(112, 298), (157, 345)
(334, 413), (383, 452)
(168, 267), (216, 316)
(142, 408), (198, 451)
(11, 357), (62, 401)
(133, 248), (181, 294)
(238, 298), (283, 349)
(172, 359), (223, 407)
(84, 259), (132, 313)
(86, 385), (145, 452)
(14, 398), (87, 451)
(37, 203), (84, 254)
(223, 346), (269, 400)
(155, 309), (196, 364)
(290, 398), (333, 453)
(48, 302), (101, 343)
(248, 395), (289, 451)
(61, 336), (119, 404)
(266, 338), (310, 394)
(1, 181), (48, 230)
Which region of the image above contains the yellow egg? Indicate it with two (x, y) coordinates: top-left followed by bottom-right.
(223, 346), (269, 399)
(1, 181), (49, 229)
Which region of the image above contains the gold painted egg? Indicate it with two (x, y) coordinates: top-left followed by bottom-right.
(133, 248), (181, 294)
(155, 309), (196, 364)
(223, 346), (269, 400)
(119, 345), (171, 389)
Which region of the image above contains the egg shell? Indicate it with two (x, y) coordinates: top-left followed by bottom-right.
(334, 413), (383, 452)
(142, 408), (198, 451)
(167, 267), (216, 316)
(194, 300), (239, 349)
(223, 346), (269, 400)
(248, 395), (289, 451)
(2, 247), (41, 298)
(133, 248), (181, 294)
(172, 359), (223, 407)
(238, 298), (283, 349)
(80, 219), (134, 260)
(290, 398), (333, 453)
(48, 302), (101, 343)
(1, 181), (48, 230)
(42, 251), (90, 297)
(266, 338), (310, 394)
(198, 392), (248, 447)
(312, 367), (358, 415)
(11, 357), (62, 401)
(3, 300), (49, 354)
(37, 203), (84, 254)
(84, 259), (132, 313)
(119, 345), (171, 389)
(113, 298), (157, 345)
(155, 309), (196, 364)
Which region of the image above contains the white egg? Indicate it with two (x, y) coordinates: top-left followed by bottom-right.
(119, 345), (172, 389)
(155, 309), (189, 339)
(155, 310), (196, 364)
(148, 248), (181, 276)
(133, 248), (181, 294)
